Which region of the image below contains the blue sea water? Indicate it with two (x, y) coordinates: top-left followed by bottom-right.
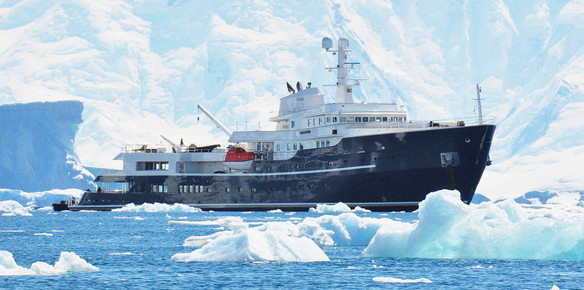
(2, 208), (583, 289)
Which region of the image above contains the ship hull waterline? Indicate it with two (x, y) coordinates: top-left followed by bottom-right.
(56, 124), (495, 212)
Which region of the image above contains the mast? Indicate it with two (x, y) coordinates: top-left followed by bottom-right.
(475, 84), (483, 125)
(322, 37), (359, 104)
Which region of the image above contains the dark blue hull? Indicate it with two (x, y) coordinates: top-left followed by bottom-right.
(77, 124), (495, 211)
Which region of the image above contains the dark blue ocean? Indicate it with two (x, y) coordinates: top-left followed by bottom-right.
(2, 204), (583, 289)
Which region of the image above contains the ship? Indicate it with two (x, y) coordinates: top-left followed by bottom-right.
(53, 37), (495, 212)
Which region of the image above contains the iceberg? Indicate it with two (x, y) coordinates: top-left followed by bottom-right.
(0, 102), (95, 192)
(0, 200), (33, 216)
(363, 190), (584, 260)
(0, 251), (99, 276)
(172, 217), (329, 262)
(0, 188), (84, 208)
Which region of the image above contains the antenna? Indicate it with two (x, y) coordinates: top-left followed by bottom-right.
(475, 84), (483, 125)
(322, 36), (364, 104)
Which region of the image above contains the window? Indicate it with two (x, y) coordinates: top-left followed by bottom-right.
(316, 141), (320, 148)
(276, 144), (281, 151)
(376, 117), (381, 122)
(382, 117), (388, 122)
(291, 120), (295, 128)
(138, 161), (169, 171)
(287, 143), (291, 150)
(333, 117), (338, 122)
(326, 117), (330, 123)
(347, 117), (354, 122)
(321, 140), (325, 147)
(355, 117), (362, 122)
(308, 119), (311, 127)
(319, 118), (322, 125)
(293, 143), (298, 150)
(363, 117), (368, 122)
(189, 185), (194, 193)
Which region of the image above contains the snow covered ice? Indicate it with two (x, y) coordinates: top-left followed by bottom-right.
(169, 190), (584, 262)
(0, 251), (98, 276)
(364, 190), (584, 260)
(0, 200), (33, 216)
(172, 216), (329, 262)
(112, 202), (202, 213)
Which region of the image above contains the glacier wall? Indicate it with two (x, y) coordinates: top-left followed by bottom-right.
(0, 101), (94, 191)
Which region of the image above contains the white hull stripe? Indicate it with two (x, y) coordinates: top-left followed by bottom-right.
(101, 164), (376, 177)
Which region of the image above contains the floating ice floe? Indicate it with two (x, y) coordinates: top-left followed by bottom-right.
(0, 251), (98, 276)
(296, 212), (404, 246)
(364, 190), (584, 260)
(372, 277), (432, 283)
(172, 217), (329, 262)
(0, 200), (33, 216)
(0, 188), (84, 208)
(112, 202), (202, 213)
(309, 202), (371, 214)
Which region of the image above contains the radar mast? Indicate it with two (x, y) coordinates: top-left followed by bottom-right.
(322, 37), (361, 104)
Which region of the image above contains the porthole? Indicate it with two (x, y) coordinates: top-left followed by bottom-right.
(238, 187), (243, 192)
(251, 188), (257, 192)
(318, 162), (323, 167)
(225, 187), (230, 192)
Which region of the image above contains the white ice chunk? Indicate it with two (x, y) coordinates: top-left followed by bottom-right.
(364, 190), (584, 260)
(373, 277), (432, 283)
(113, 202), (202, 213)
(0, 251), (98, 276)
(0, 200), (33, 216)
(173, 228), (329, 262)
(309, 202), (351, 213)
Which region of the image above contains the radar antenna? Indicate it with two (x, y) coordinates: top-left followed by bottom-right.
(322, 37), (364, 104)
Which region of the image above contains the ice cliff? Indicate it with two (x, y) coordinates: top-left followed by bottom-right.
(0, 101), (94, 191)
